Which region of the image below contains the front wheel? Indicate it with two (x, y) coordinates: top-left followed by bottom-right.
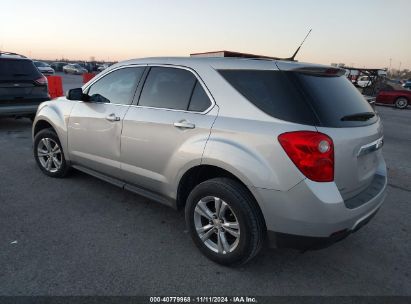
(185, 178), (265, 266)
(395, 97), (408, 109)
(34, 128), (69, 178)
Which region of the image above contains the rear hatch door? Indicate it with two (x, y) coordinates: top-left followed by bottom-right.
(0, 58), (47, 105)
(276, 62), (383, 199)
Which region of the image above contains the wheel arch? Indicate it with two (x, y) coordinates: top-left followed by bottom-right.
(32, 102), (72, 161)
(396, 95), (409, 101)
(176, 164), (267, 230)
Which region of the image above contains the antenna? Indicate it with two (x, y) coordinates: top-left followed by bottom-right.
(287, 29), (312, 61)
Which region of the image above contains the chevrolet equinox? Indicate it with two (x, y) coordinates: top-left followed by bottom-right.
(32, 57), (387, 265)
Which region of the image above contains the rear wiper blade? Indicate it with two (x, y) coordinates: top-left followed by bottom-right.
(341, 112), (375, 121)
(13, 73), (29, 76)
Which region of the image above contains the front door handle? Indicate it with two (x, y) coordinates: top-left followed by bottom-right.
(106, 113), (120, 122)
(173, 120), (195, 129)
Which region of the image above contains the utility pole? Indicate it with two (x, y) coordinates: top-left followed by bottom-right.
(389, 58), (392, 75)
(398, 62), (402, 78)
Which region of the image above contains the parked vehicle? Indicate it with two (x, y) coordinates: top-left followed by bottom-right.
(402, 81), (411, 90)
(76, 62), (92, 73)
(356, 75), (373, 88)
(63, 63), (88, 75)
(50, 62), (67, 72)
(33, 57), (387, 265)
(97, 63), (109, 72)
(376, 89), (410, 109)
(0, 52), (49, 120)
(33, 61), (55, 76)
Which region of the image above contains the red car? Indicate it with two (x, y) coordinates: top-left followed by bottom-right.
(376, 89), (410, 109)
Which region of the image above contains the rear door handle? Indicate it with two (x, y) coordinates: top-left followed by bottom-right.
(173, 120), (195, 129)
(106, 113), (120, 122)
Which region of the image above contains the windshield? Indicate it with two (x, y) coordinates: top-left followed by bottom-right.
(34, 61), (49, 67)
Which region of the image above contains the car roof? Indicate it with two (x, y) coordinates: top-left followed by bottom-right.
(116, 56), (333, 71)
(0, 52), (29, 60)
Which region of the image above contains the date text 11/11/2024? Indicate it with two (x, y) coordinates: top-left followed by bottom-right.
(149, 296), (258, 303)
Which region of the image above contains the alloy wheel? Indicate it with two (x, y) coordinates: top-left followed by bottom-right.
(37, 138), (62, 173)
(193, 196), (240, 254)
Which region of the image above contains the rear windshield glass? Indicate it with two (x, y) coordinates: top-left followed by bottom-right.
(218, 69), (377, 127)
(290, 73), (377, 127)
(0, 59), (41, 80)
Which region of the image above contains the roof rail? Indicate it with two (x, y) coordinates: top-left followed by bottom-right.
(0, 51), (27, 58)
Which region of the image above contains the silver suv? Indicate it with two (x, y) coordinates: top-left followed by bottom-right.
(32, 57), (387, 265)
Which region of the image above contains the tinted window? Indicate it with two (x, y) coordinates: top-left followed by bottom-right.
(188, 81), (211, 112)
(219, 70), (317, 125)
(0, 59), (41, 80)
(219, 69), (377, 127)
(139, 67), (196, 110)
(290, 73), (377, 127)
(34, 61), (49, 67)
(87, 67), (144, 105)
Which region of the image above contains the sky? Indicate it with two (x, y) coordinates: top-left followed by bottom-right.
(0, 0), (410, 69)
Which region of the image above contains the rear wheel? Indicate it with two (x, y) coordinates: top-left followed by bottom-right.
(34, 129), (69, 178)
(185, 178), (265, 266)
(395, 97), (408, 109)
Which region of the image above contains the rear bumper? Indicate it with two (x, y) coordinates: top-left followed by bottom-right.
(0, 98), (49, 116)
(267, 206), (380, 250)
(252, 160), (387, 248)
(0, 104), (41, 116)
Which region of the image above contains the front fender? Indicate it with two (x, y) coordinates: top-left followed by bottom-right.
(33, 98), (75, 161)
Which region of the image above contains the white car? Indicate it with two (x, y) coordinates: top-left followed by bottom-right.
(97, 64), (109, 72)
(356, 76), (373, 88)
(33, 61), (55, 76)
(63, 64), (88, 75)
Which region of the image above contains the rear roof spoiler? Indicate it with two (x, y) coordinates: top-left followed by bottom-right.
(290, 66), (346, 77)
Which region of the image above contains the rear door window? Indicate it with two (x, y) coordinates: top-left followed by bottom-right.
(188, 81), (211, 112)
(138, 67), (197, 110)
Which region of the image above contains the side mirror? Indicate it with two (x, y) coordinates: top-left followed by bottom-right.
(67, 88), (87, 101)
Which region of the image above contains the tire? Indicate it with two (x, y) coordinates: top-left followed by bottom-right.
(33, 128), (69, 178)
(185, 177), (265, 266)
(395, 97), (408, 109)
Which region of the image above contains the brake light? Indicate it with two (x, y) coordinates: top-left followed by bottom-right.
(35, 75), (48, 85)
(278, 131), (334, 182)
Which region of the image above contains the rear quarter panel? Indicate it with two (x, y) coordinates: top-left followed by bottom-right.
(202, 116), (315, 191)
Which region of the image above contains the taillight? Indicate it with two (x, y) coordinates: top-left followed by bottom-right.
(35, 75), (48, 85)
(278, 131), (334, 182)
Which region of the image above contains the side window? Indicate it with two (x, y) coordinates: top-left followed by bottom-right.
(188, 81), (211, 112)
(87, 67), (144, 105)
(138, 67), (196, 110)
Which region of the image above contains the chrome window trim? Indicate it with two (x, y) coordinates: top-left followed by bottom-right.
(82, 63), (216, 114)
